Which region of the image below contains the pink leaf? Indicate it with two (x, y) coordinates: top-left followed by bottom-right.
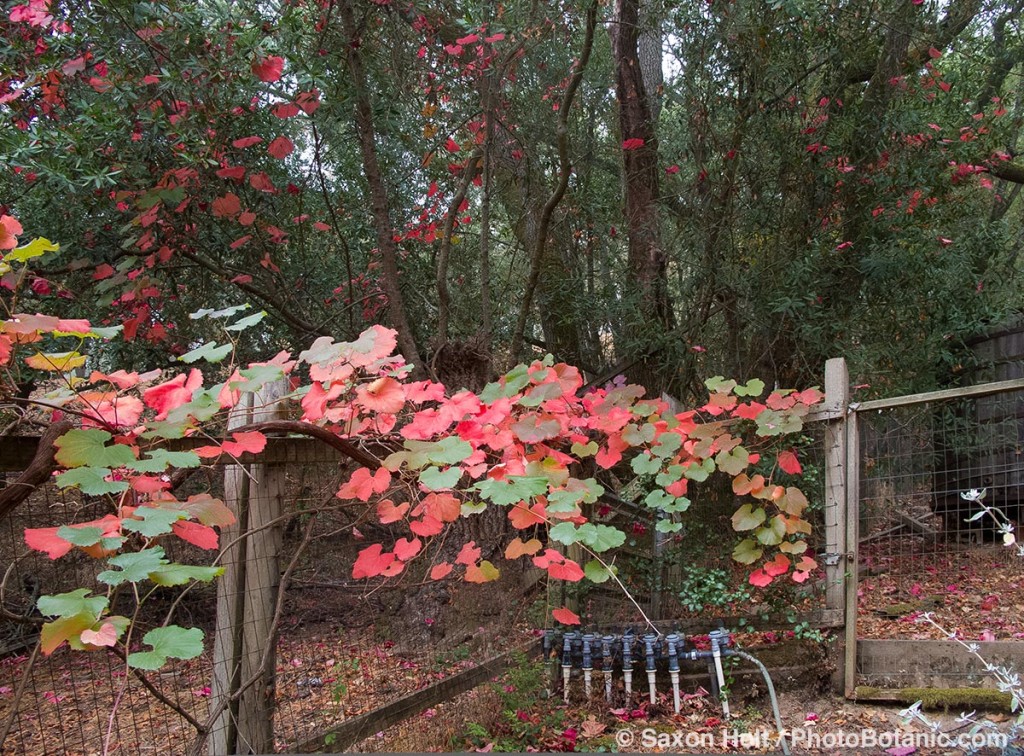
(552, 607), (581, 625)
(268, 136), (294, 159)
(430, 562), (453, 580)
(455, 540), (481, 566)
(622, 138), (645, 150)
(777, 450), (802, 475)
(232, 136), (263, 149)
(394, 537), (422, 561)
(355, 376), (405, 414)
(252, 55), (284, 82)
(548, 559), (585, 582)
(172, 520), (219, 550)
(80, 622), (118, 647)
(749, 569), (772, 587)
(377, 499), (409, 524)
(222, 431), (267, 456)
(352, 544), (395, 579)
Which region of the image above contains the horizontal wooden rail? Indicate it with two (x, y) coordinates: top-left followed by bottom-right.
(292, 644), (538, 753)
(853, 378), (1024, 413)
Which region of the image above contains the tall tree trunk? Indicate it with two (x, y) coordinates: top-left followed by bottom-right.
(612, 0), (673, 389)
(341, 0), (424, 376)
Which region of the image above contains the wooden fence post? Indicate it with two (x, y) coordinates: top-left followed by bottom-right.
(821, 358), (851, 694)
(209, 379), (289, 755)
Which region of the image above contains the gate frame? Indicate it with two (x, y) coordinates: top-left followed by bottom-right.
(819, 359), (1024, 696)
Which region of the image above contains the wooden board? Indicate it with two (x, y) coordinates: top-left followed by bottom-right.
(292, 645), (538, 753)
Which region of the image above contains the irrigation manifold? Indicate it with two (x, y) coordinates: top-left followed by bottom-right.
(541, 627), (790, 755)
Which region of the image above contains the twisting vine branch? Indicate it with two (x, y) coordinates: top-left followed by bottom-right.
(508, 0), (599, 364)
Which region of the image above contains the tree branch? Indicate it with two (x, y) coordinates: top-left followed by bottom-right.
(509, 0), (598, 363)
(0, 420), (72, 521)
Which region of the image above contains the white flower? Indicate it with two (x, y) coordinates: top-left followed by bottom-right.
(961, 488), (987, 502)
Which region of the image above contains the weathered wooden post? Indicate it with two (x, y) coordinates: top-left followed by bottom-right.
(209, 379), (289, 755)
(819, 358), (854, 695)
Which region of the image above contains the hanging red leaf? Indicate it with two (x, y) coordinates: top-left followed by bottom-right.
(211, 193), (241, 218)
(232, 136), (263, 149)
(393, 536), (422, 561)
(777, 450), (802, 475)
(622, 138), (645, 150)
(748, 569), (772, 587)
(216, 165), (246, 181)
(430, 562), (453, 580)
(252, 55), (284, 82)
(377, 499), (409, 524)
(295, 90), (320, 115)
(764, 553), (790, 577)
(272, 102), (300, 119)
(455, 540), (481, 566)
(548, 559), (585, 582)
(222, 431), (267, 456)
(410, 515), (444, 537)
(172, 520), (219, 550)
(355, 376), (405, 414)
(352, 543), (396, 579)
(552, 607), (581, 625)
(143, 369), (202, 420)
(508, 500), (546, 529)
(422, 492), (461, 523)
(338, 467), (392, 501)
(268, 136), (294, 159)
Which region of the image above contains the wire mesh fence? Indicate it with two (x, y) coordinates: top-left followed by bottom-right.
(0, 441), (536, 754)
(854, 384), (1024, 685)
(574, 423), (833, 630)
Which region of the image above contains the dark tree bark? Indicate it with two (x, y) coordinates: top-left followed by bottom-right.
(612, 0), (673, 389)
(340, 0), (425, 377)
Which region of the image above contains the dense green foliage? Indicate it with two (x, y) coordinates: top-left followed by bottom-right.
(2, 0), (1023, 398)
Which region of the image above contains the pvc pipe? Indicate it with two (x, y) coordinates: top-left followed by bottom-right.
(582, 634), (594, 698)
(622, 633), (634, 699)
(709, 630), (730, 718)
(666, 633), (681, 714)
(602, 635), (615, 702)
(561, 632), (575, 703)
(643, 633), (658, 706)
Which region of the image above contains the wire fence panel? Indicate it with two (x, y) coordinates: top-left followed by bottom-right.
(854, 386), (1024, 686)
(0, 442), (534, 754)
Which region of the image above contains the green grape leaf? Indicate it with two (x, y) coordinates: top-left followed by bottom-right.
(127, 625), (205, 670)
(732, 504), (767, 531)
(149, 564), (225, 587)
(37, 589), (108, 619)
(419, 466), (463, 491)
(97, 547), (167, 586)
(128, 449), (201, 473)
(178, 341), (232, 364)
(55, 467), (129, 496)
(55, 429), (136, 469)
(121, 507), (186, 538)
(732, 538), (763, 565)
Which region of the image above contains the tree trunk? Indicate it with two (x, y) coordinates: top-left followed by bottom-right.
(612, 0), (673, 390)
(340, 0), (425, 377)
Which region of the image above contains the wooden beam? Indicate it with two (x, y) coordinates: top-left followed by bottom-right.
(854, 377), (1024, 413)
(844, 403), (860, 699)
(293, 645), (538, 753)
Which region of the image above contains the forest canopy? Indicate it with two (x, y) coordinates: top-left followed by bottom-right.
(2, 0), (1023, 399)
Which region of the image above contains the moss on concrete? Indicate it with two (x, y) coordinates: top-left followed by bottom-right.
(855, 686), (1013, 712)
